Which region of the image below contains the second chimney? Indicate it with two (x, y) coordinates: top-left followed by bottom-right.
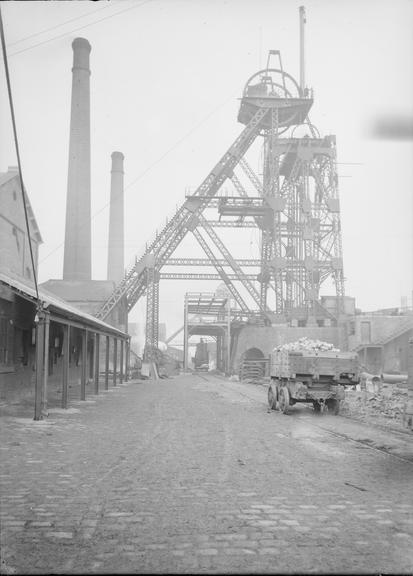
(107, 152), (125, 283)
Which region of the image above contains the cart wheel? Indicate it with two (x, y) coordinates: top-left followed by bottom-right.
(267, 384), (278, 410)
(327, 399), (340, 415)
(313, 401), (321, 413)
(279, 387), (290, 414)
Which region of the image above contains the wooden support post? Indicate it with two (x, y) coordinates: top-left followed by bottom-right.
(226, 297), (231, 375)
(120, 340), (124, 384)
(113, 338), (118, 386)
(41, 312), (50, 418)
(125, 338), (130, 382)
(105, 335), (110, 390)
(94, 333), (100, 394)
(183, 294), (189, 371)
(34, 311), (45, 421)
(81, 329), (87, 400)
(62, 324), (70, 409)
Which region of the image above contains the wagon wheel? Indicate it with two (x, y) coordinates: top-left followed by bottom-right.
(327, 399), (340, 415)
(279, 387), (290, 415)
(267, 384), (278, 410)
(313, 401), (321, 413)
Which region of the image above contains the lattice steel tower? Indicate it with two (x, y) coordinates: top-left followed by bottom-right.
(96, 6), (346, 358)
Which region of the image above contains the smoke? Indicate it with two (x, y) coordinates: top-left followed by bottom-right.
(369, 115), (413, 141)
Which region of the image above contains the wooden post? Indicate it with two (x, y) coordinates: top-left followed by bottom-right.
(34, 311), (45, 420)
(94, 333), (100, 394)
(105, 335), (110, 390)
(113, 338), (118, 386)
(81, 329), (87, 400)
(41, 312), (50, 418)
(120, 340), (124, 384)
(62, 324), (70, 409)
(183, 294), (189, 371)
(125, 338), (130, 382)
(226, 297), (231, 375)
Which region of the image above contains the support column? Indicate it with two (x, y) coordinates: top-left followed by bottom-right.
(113, 338), (118, 386)
(41, 313), (50, 418)
(226, 297), (231, 375)
(94, 333), (100, 394)
(125, 338), (130, 382)
(34, 311), (46, 420)
(120, 339), (124, 384)
(183, 294), (189, 371)
(216, 334), (222, 372)
(81, 329), (87, 400)
(62, 324), (70, 409)
(105, 335), (110, 390)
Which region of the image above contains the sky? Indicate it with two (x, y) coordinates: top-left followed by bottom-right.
(1, 0), (412, 344)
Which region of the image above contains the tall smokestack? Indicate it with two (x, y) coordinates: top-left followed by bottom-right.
(107, 152), (125, 283)
(63, 37), (92, 281)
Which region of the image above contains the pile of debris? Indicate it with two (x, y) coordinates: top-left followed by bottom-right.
(274, 337), (340, 353)
(341, 383), (408, 431)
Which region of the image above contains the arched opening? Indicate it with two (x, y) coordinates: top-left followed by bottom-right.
(239, 347), (266, 380)
(243, 347), (265, 361)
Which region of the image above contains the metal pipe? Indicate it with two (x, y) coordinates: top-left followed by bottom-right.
(381, 373), (408, 384)
(299, 6), (306, 93)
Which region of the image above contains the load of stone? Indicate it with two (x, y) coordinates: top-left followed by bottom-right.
(274, 337), (340, 353)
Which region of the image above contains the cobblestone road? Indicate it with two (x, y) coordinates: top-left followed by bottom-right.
(1, 374), (412, 574)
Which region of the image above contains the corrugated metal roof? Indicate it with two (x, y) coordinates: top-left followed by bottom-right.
(0, 271), (128, 339)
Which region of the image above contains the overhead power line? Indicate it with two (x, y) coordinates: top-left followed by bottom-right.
(7, 3), (112, 47)
(39, 92), (237, 266)
(9, 0), (153, 57)
(0, 6), (39, 302)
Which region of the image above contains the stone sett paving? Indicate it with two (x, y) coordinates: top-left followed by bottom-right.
(1, 375), (412, 574)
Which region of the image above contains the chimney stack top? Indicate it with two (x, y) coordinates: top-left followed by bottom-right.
(111, 151), (125, 173)
(72, 37), (91, 53)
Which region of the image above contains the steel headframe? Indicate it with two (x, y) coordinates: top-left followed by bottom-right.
(96, 49), (345, 361)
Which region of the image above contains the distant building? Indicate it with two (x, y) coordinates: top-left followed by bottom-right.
(349, 310), (413, 374)
(0, 167), (42, 282)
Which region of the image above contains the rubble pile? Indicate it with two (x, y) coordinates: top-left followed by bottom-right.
(341, 384), (408, 430)
(274, 337), (340, 353)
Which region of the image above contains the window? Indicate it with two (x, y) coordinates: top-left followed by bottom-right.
(0, 317), (12, 365)
(25, 267), (31, 279)
(12, 190), (17, 201)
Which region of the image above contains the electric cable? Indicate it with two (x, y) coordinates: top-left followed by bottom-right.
(0, 6), (40, 302)
(7, 3), (112, 47)
(9, 0), (153, 57)
(39, 90), (237, 265)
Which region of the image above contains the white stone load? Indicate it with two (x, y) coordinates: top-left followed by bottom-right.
(273, 337), (340, 353)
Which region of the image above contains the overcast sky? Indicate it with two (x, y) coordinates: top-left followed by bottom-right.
(1, 0), (412, 340)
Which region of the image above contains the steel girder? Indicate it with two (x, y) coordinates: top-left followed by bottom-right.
(191, 227), (249, 312)
(95, 106), (268, 321)
(160, 273), (259, 281)
(164, 258), (260, 267)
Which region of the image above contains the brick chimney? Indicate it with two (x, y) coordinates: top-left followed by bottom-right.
(107, 152), (125, 283)
(63, 37), (92, 281)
